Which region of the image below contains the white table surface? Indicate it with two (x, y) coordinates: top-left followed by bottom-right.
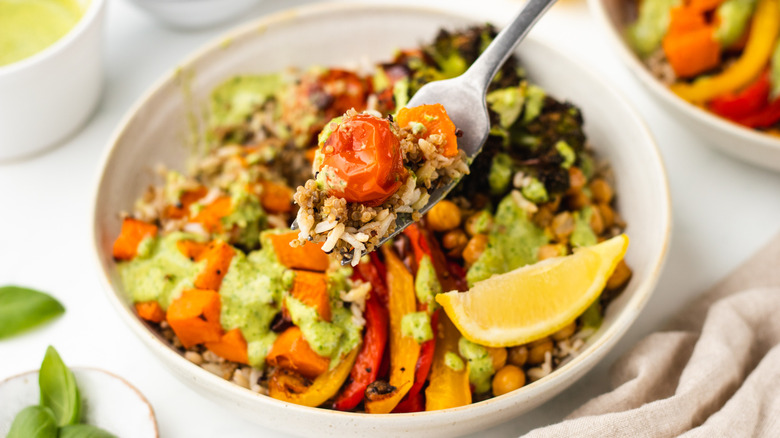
(2, 0), (780, 436)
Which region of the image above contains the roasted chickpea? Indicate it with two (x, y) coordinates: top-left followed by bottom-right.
(589, 178), (614, 204)
(487, 347), (507, 371)
(551, 321), (577, 341)
(492, 365), (526, 396)
(462, 234), (488, 266)
(507, 346), (528, 367)
(589, 206), (605, 235)
(533, 206), (555, 228)
(566, 190), (591, 210)
(567, 167), (586, 193)
(597, 203), (615, 228)
(537, 244), (563, 261)
(551, 212), (575, 241)
(527, 338), (553, 365)
(606, 259), (632, 290)
(442, 229), (469, 258)
(427, 200), (461, 232)
(465, 211), (493, 236)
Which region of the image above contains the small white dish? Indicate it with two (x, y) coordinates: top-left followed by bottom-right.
(0, 0), (106, 162)
(92, 3), (671, 437)
(126, 0), (263, 30)
(588, 0), (780, 172)
(0, 367), (157, 437)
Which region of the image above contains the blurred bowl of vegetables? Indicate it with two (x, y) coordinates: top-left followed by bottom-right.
(589, 0), (780, 171)
(92, 3), (670, 436)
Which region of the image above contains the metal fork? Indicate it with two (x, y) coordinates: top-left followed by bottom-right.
(296, 0), (557, 264)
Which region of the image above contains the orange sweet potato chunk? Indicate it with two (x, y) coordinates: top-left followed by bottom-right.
(291, 270), (331, 322)
(269, 232), (330, 272)
(135, 301), (166, 323)
(266, 326), (330, 379)
(112, 218), (158, 260)
(193, 241), (235, 291)
(205, 328), (249, 364)
(167, 289), (222, 348)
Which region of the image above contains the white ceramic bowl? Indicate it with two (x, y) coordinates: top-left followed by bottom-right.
(92, 3), (671, 436)
(588, 0), (780, 172)
(0, 368), (158, 437)
(0, 0), (105, 162)
(127, 0), (262, 30)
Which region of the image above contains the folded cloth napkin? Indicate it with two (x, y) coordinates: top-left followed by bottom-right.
(525, 235), (780, 438)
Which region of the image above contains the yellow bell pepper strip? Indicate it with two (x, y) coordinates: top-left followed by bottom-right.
(268, 347), (359, 407)
(671, 0), (780, 103)
(365, 246), (420, 414)
(425, 313), (472, 411)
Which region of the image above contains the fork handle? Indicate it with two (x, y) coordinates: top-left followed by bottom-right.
(463, 0), (558, 93)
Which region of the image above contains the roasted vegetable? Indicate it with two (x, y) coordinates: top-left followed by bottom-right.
(166, 289), (222, 348)
(269, 348), (359, 407)
(266, 326), (330, 379)
(112, 218), (157, 260)
(365, 246), (420, 414)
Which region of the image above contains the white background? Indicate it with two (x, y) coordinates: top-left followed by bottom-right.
(2, 0), (780, 436)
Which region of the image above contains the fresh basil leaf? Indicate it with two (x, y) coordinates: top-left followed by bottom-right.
(7, 405), (58, 438)
(0, 285), (65, 339)
(39, 346), (81, 426)
(58, 424), (118, 438)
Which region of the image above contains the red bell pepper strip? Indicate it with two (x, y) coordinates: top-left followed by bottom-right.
(332, 269), (389, 411)
(392, 391), (424, 413)
(355, 255), (389, 306)
(393, 309), (439, 413)
(709, 71), (771, 120)
(735, 98), (780, 128)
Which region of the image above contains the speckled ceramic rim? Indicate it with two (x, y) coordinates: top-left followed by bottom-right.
(0, 0), (106, 76)
(1, 367), (159, 437)
(586, 0), (780, 155)
(91, 0), (671, 427)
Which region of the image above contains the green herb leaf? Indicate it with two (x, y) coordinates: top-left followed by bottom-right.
(6, 405), (58, 438)
(0, 285), (65, 339)
(59, 424), (118, 438)
(39, 346), (81, 426)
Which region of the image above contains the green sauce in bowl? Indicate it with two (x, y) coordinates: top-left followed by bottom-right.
(0, 0), (86, 67)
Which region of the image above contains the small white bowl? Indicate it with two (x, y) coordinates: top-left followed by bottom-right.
(126, 0), (263, 30)
(588, 0), (780, 171)
(0, 367), (158, 437)
(92, 3), (671, 436)
(0, 0), (106, 162)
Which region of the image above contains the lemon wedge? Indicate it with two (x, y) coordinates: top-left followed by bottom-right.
(436, 234), (629, 347)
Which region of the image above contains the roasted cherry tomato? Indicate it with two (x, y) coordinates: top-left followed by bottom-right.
(317, 114), (407, 206)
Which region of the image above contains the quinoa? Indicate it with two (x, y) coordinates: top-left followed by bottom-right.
(292, 109), (468, 266)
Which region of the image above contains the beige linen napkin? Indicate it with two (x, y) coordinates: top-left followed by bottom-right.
(525, 235), (780, 438)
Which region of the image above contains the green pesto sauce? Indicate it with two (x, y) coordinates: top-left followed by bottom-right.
(627, 0), (681, 58)
(714, 0), (756, 46)
(218, 245), (292, 368)
(401, 311), (433, 343)
(458, 337), (494, 394)
(444, 352), (465, 372)
(414, 255), (441, 312)
(285, 295), (362, 367)
(0, 0), (85, 67)
(209, 74), (284, 128)
(466, 194), (549, 286)
(571, 206), (598, 248)
(223, 183), (266, 249)
(118, 232), (205, 309)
